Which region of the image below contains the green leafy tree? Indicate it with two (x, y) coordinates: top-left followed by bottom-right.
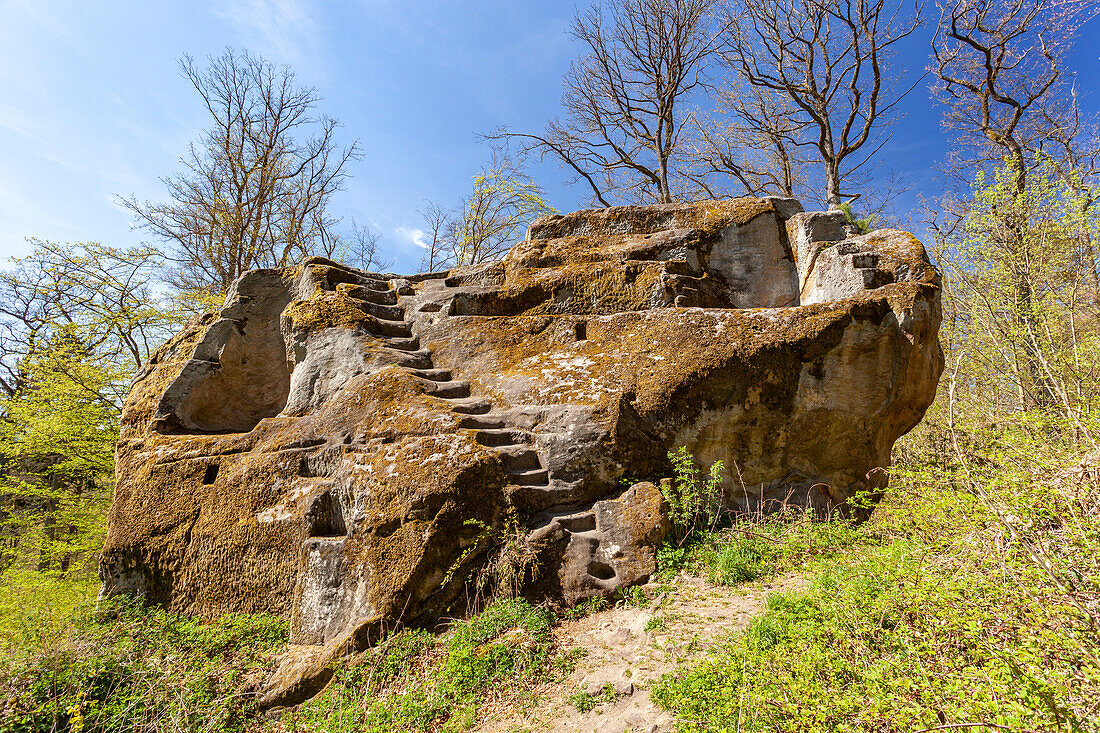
(935, 155), (1100, 430)
(0, 338), (118, 575)
(0, 242), (176, 586)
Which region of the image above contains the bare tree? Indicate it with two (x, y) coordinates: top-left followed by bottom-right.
(499, 0), (724, 205)
(417, 201), (457, 272)
(728, 0), (923, 209)
(1030, 91), (1100, 306)
(683, 82), (809, 199)
(932, 0), (1079, 190)
(334, 222), (393, 273)
(120, 48), (360, 296)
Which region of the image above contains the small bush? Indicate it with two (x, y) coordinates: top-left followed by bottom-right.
(662, 447), (724, 547)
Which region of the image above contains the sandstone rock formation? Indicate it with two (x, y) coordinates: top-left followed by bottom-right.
(99, 198), (941, 685)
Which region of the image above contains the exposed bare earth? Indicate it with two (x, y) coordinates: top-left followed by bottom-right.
(477, 573), (804, 733)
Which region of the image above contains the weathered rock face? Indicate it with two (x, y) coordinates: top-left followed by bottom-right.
(100, 198), (941, 655)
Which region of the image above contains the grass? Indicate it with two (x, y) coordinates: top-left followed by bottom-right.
(0, 582), (564, 733)
(280, 598), (559, 733)
(652, 413), (1100, 732)
(0, 598), (287, 733)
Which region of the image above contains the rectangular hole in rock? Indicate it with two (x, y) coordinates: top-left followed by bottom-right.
(575, 321), (587, 341)
(202, 463), (219, 485)
(308, 491), (347, 537)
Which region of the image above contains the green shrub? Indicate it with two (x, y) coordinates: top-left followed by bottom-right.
(662, 447), (724, 547)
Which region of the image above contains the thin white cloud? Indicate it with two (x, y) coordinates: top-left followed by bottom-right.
(394, 226), (428, 250)
(217, 0), (316, 65)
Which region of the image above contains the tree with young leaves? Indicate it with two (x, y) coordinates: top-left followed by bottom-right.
(935, 155), (1100, 420)
(0, 242), (175, 576)
(450, 151), (555, 266)
(931, 0), (1099, 407)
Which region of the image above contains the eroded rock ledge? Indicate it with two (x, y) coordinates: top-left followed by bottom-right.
(99, 198), (942, 699)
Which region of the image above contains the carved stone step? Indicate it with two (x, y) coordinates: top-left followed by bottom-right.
(342, 285), (398, 305)
(356, 301), (406, 321)
(383, 336), (420, 351)
(475, 429), (532, 447)
(368, 320), (412, 339)
(506, 468), (549, 485)
(449, 398), (492, 415)
(383, 348), (432, 369)
(407, 368), (451, 382)
(356, 277), (391, 292)
(512, 485), (578, 514)
(498, 445), (540, 470)
(427, 381), (471, 399)
(457, 413), (506, 429)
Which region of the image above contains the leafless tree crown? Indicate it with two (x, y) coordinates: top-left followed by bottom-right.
(932, 0), (1098, 190)
(500, 0), (724, 205)
(120, 48), (361, 295)
(727, 0), (924, 209)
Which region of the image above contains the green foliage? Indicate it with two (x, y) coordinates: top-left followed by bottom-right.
(686, 513), (867, 587)
(837, 202), (876, 234)
(614, 585), (650, 609)
(0, 340), (117, 580)
(0, 241), (180, 596)
(561, 595), (610, 621)
(451, 510), (544, 607)
(0, 599), (287, 733)
(662, 447), (724, 547)
(567, 683), (619, 713)
(284, 599), (557, 732)
(653, 412), (1100, 732)
(935, 154), (1100, 415)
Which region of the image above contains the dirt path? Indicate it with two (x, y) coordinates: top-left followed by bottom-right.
(477, 573), (803, 733)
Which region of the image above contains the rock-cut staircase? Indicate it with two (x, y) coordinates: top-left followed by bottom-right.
(336, 274), (556, 506)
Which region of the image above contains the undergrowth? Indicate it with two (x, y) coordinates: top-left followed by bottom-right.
(0, 598), (287, 733)
(279, 598), (557, 732)
(653, 413), (1100, 732)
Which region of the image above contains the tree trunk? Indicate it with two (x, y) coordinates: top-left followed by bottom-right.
(825, 162), (842, 209)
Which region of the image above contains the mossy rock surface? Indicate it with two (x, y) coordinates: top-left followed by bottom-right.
(99, 199), (942, 702)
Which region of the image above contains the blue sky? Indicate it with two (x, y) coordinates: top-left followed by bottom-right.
(1, 0), (1097, 273)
